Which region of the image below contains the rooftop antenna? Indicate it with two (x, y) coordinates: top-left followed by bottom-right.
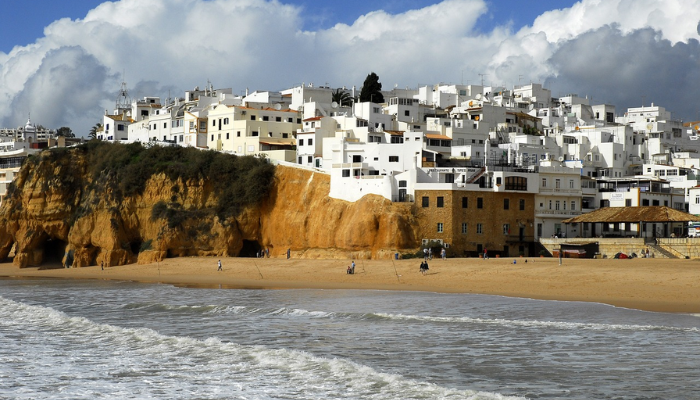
(116, 71), (131, 113)
(479, 73), (488, 88)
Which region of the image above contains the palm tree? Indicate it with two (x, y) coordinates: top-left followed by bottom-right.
(332, 88), (353, 107)
(89, 123), (102, 140)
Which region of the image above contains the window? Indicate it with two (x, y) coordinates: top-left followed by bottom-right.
(437, 223), (443, 233)
(555, 201), (560, 211)
(504, 199), (509, 210)
(462, 197), (468, 208)
(252, 131), (259, 137)
(477, 198), (483, 208)
(237, 131), (241, 137)
(519, 199), (525, 210)
(389, 156), (399, 162)
(226, 132), (230, 139)
(437, 197), (444, 208)
(199, 121), (206, 130)
(503, 224), (510, 235)
(476, 223), (483, 234)
(569, 179), (574, 189)
(307, 156), (312, 163)
(308, 139), (313, 146)
(571, 201), (576, 211)
(461, 223), (467, 234)
(117, 124), (124, 131)
(263, 116), (269, 121)
(342, 169), (350, 177)
(251, 115), (256, 121)
(626, 199), (632, 207)
(422, 197), (429, 207)
(555, 179), (561, 189)
(505, 176), (528, 190)
(299, 139), (304, 146)
(399, 180), (407, 188)
(542, 178), (547, 188)
(210, 135), (214, 141)
(404, 110), (410, 116)
(445, 174), (454, 183)
(276, 117), (281, 122)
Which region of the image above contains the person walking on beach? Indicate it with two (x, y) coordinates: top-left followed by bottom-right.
(483, 248), (488, 259)
(441, 248), (446, 260)
(420, 261), (429, 275)
(351, 260), (356, 274)
(101, 261), (104, 270)
(286, 248), (291, 259)
(428, 248), (433, 260)
(423, 248), (428, 260)
(217, 260), (222, 271)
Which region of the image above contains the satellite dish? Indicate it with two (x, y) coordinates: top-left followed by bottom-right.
(274, 103), (282, 110)
(558, 156), (564, 162)
(475, 94), (482, 100)
(331, 101), (339, 109)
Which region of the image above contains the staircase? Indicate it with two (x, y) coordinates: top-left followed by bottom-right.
(647, 244), (677, 259)
(466, 167), (486, 184)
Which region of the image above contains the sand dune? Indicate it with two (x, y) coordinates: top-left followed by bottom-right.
(1, 256), (699, 313)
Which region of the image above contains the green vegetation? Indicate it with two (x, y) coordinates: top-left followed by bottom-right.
(25, 141), (276, 223)
(359, 72), (384, 103)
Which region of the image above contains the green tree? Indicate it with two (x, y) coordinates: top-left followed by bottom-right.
(359, 72), (384, 103)
(331, 88), (353, 107)
(88, 123), (102, 140)
(56, 127), (74, 137)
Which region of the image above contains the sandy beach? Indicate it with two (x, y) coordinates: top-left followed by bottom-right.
(1, 256), (699, 314)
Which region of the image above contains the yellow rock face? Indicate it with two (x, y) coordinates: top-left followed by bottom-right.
(0, 151), (419, 268)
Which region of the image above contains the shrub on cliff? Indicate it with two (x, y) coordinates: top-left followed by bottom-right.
(78, 141), (275, 219)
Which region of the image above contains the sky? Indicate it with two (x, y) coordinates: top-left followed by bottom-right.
(1, 0), (699, 137)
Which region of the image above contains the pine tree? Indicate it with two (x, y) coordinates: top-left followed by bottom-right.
(359, 72), (384, 103)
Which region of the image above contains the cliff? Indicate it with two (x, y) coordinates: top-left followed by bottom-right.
(0, 145), (419, 268)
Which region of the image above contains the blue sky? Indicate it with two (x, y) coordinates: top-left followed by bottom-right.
(1, 0), (699, 135)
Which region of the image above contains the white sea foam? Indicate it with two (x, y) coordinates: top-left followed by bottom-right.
(372, 312), (700, 333)
(0, 296), (526, 399)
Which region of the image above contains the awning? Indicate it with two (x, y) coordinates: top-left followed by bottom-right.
(425, 133), (452, 140)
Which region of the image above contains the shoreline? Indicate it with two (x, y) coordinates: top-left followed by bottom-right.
(1, 256), (699, 314)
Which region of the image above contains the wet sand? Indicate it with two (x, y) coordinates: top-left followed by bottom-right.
(1, 256), (699, 313)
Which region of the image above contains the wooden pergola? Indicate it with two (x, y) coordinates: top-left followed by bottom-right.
(562, 206), (700, 238)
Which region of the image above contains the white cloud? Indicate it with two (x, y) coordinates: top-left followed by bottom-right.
(1, 0), (700, 136)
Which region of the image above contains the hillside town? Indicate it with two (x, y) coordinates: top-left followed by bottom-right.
(3, 75), (700, 257)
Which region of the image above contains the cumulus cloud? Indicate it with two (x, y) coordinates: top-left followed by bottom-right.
(1, 0), (700, 136)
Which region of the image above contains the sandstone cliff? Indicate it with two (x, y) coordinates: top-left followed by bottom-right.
(0, 146), (419, 268)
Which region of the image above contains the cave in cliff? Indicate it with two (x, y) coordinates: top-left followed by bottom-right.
(239, 240), (262, 257)
(42, 238), (69, 268)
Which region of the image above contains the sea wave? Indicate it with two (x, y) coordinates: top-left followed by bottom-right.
(370, 312), (700, 333)
(119, 301), (700, 333)
(0, 295), (526, 399)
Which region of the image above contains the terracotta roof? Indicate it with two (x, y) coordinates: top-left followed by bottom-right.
(562, 206), (700, 224)
(303, 116), (323, 122)
(425, 133), (452, 140)
(384, 130), (404, 136)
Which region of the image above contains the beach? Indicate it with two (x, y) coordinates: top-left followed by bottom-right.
(2, 256), (698, 313)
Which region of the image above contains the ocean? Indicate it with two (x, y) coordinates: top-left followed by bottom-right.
(1, 277), (698, 399)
